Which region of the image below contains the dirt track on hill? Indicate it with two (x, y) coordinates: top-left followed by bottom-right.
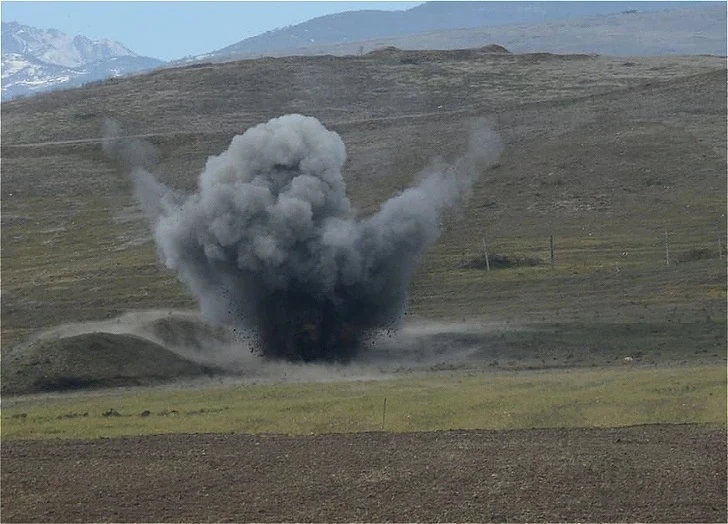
(2, 424), (725, 522)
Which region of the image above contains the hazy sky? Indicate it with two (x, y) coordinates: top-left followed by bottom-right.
(1, 1), (423, 61)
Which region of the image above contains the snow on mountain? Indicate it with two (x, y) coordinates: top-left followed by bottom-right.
(1, 21), (165, 101)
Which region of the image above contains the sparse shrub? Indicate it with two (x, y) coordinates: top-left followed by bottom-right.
(56, 412), (89, 419)
(643, 176), (667, 187)
(463, 253), (543, 270)
(677, 248), (713, 264)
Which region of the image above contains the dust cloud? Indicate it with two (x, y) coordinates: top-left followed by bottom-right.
(30, 310), (503, 385)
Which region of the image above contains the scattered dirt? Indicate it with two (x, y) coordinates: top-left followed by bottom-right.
(2, 424), (725, 522)
(2, 309), (724, 396)
(0, 313), (501, 395)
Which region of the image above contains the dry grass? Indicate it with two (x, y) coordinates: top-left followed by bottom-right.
(1, 51), (725, 369)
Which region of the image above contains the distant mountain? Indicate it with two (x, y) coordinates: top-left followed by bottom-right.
(1, 21), (165, 101)
(263, 4), (726, 59)
(177, 1), (718, 63)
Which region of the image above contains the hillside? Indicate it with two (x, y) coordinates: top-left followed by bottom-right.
(192, 1), (719, 62)
(1, 48), (726, 374)
(294, 5), (727, 58)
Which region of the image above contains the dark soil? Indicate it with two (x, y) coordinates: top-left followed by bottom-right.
(0, 332), (221, 395)
(1, 424), (725, 522)
(2, 311), (725, 396)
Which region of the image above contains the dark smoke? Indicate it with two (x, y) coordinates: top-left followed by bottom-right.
(104, 114), (502, 362)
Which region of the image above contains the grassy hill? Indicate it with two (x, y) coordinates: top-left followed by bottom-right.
(1, 48), (725, 371)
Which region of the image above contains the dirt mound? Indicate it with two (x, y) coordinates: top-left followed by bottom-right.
(1, 332), (220, 395)
(519, 51), (597, 63)
(480, 44), (511, 54)
(365, 45), (510, 64)
(366, 45), (402, 56)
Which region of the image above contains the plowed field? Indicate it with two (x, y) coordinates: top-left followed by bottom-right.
(2, 424), (725, 522)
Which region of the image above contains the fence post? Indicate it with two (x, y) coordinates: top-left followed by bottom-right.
(381, 397), (387, 430)
(664, 231), (670, 266)
(719, 234), (723, 260)
(482, 237), (490, 272)
(549, 234), (554, 267)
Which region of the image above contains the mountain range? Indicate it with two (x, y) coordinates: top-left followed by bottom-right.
(248, 4), (725, 60)
(2, 1), (724, 101)
(188, 1), (717, 62)
(1, 21), (164, 101)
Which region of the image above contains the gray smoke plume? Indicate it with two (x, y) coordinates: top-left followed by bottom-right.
(104, 114), (502, 362)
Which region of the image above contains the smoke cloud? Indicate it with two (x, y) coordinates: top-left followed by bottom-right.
(104, 114), (502, 362)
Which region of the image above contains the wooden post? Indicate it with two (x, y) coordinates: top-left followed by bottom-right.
(549, 234), (554, 267)
(719, 234), (723, 260)
(482, 237), (490, 272)
(664, 231), (670, 266)
(381, 397), (387, 430)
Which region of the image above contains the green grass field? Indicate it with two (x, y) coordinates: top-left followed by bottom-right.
(2, 364), (724, 440)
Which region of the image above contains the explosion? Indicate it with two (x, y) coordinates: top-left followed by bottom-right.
(104, 115), (502, 362)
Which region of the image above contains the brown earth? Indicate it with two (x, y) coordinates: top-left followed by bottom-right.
(1, 424), (725, 523)
(0, 331), (223, 395)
